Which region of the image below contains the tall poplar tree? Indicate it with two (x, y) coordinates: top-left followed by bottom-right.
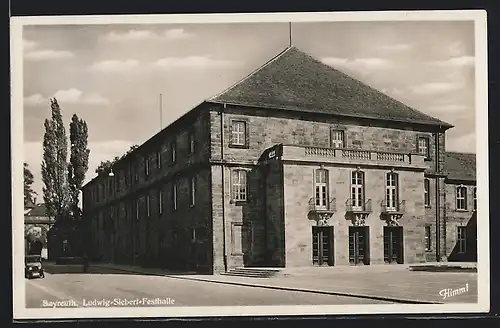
(41, 98), (70, 222)
(24, 162), (36, 206)
(68, 114), (90, 220)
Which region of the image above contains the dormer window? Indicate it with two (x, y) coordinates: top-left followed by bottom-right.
(330, 130), (345, 149)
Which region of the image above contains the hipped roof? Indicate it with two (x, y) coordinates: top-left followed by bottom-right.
(208, 46), (453, 129)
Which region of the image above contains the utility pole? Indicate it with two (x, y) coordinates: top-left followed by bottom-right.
(159, 93), (163, 131)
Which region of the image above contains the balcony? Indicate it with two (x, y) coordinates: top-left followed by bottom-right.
(279, 145), (426, 169)
(308, 198), (336, 225)
(380, 200), (406, 226)
(345, 199), (372, 214)
(380, 200), (406, 215)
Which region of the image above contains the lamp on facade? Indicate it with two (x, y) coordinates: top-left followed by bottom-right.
(108, 168), (115, 177)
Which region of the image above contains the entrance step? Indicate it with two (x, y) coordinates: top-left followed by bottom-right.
(221, 267), (282, 278)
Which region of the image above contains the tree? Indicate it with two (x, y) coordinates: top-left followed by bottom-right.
(41, 98), (70, 222)
(95, 144), (139, 175)
(24, 162), (37, 206)
(95, 159), (114, 175)
(67, 114), (90, 220)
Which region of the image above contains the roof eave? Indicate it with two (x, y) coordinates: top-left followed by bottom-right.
(206, 100), (454, 130)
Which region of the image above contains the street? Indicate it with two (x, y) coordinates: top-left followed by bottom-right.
(25, 271), (391, 308)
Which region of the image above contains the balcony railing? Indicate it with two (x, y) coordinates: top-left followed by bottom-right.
(380, 200), (406, 214)
(293, 146), (420, 165)
(308, 197), (336, 213)
(345, 199), (373, 213)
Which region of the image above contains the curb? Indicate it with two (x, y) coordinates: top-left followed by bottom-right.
(91, 265), (443, 305)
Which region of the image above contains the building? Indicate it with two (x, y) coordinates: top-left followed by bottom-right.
(24, 202), (55, 259)
(82, 47), (477, 273)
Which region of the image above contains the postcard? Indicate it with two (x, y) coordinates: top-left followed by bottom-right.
(11, 10), (489, 319)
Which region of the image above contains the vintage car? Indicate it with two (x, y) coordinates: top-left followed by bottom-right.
(25, 255), (45, 279)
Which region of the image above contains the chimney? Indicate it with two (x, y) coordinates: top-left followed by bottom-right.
(33, 197), (37, 204)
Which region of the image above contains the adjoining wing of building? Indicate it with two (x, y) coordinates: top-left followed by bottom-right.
(82, 46), (477, 273)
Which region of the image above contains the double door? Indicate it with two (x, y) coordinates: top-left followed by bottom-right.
(349, 226), (370, 265)
(383, 227), (404, 264)
(312, 226), (334, 266)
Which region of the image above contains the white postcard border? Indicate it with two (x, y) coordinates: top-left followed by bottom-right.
(11, 10), (489, 319)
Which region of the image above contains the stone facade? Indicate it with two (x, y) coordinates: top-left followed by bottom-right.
(83, 103), (476, 273)
(83, 48), (477, 273)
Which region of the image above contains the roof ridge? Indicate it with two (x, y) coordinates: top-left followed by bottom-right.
(206, 46), (295, 102)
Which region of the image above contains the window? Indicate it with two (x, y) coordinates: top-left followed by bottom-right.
(170, 140), (176, 164)
(386, 172), (399, 210)
(134, 163), (139, 183)
(156, 150), (162, 169)
(230, 120), (247, 147)
(189, 176), (196, 206)
(457, 226), (467, 253)
(116, 172), (121, 193)
(159, 190), (164, 214)
(172, 182), (178, 211)
(330, 130), (345, 148)
(146, 195), (151, 217)
(145, 157), (150, 176)
(424, 178), (430, 207)
(188, 130), (195, 154)
(232, 170), (247, 202)
(135, 199), (139, 220)
(350, 170), (364, 210)
(473, 187), (477, 211)
(456, 186), (467, 210)
(425, 226), (432, 251)
(417, 137), (430, 159)
(125, 167), (130, 187)
(315, 169), (329, 208)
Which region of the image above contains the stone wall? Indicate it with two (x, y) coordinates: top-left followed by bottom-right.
(283, 163), (426, 267)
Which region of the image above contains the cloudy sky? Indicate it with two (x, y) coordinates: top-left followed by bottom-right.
(22, 20), (476, 200)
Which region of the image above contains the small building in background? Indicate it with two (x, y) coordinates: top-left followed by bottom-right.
(24, 202), (55, 260)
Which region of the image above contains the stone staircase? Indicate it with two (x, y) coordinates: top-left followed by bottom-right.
(221, 267), (282, 278)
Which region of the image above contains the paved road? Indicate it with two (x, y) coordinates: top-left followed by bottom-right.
(25, 271), (391, 308)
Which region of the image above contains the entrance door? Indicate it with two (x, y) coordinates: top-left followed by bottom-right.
(349, 226), (370, 265)
(383, 226), (404, 264)
(312, 226), (334, 266)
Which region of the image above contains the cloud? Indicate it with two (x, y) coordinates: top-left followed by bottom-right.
(408, 82), (464, 95)
(380, 87), (407, 98)
(23, 39), (38, 50)
(24, 94), (46, 106)
(24, 49), (75, 61)
(446, 132), (476, 154)
(425, 104), (470, 113)
(89, 59), (140, 72)
(378, 43), (414, 52)
(321, 57), (395, 71)
(53, 89), (110, 105)
(427, 56), (475, 67)
(102, 28), (194, 42)
(24, 89), (110, 106)
(153, 56), (242, 69)
(447, 41), (467, 57)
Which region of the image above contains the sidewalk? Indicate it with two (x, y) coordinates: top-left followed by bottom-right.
(91, 262), (478, 304)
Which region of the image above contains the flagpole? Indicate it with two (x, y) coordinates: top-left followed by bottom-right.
(289, 22), (292, 47)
